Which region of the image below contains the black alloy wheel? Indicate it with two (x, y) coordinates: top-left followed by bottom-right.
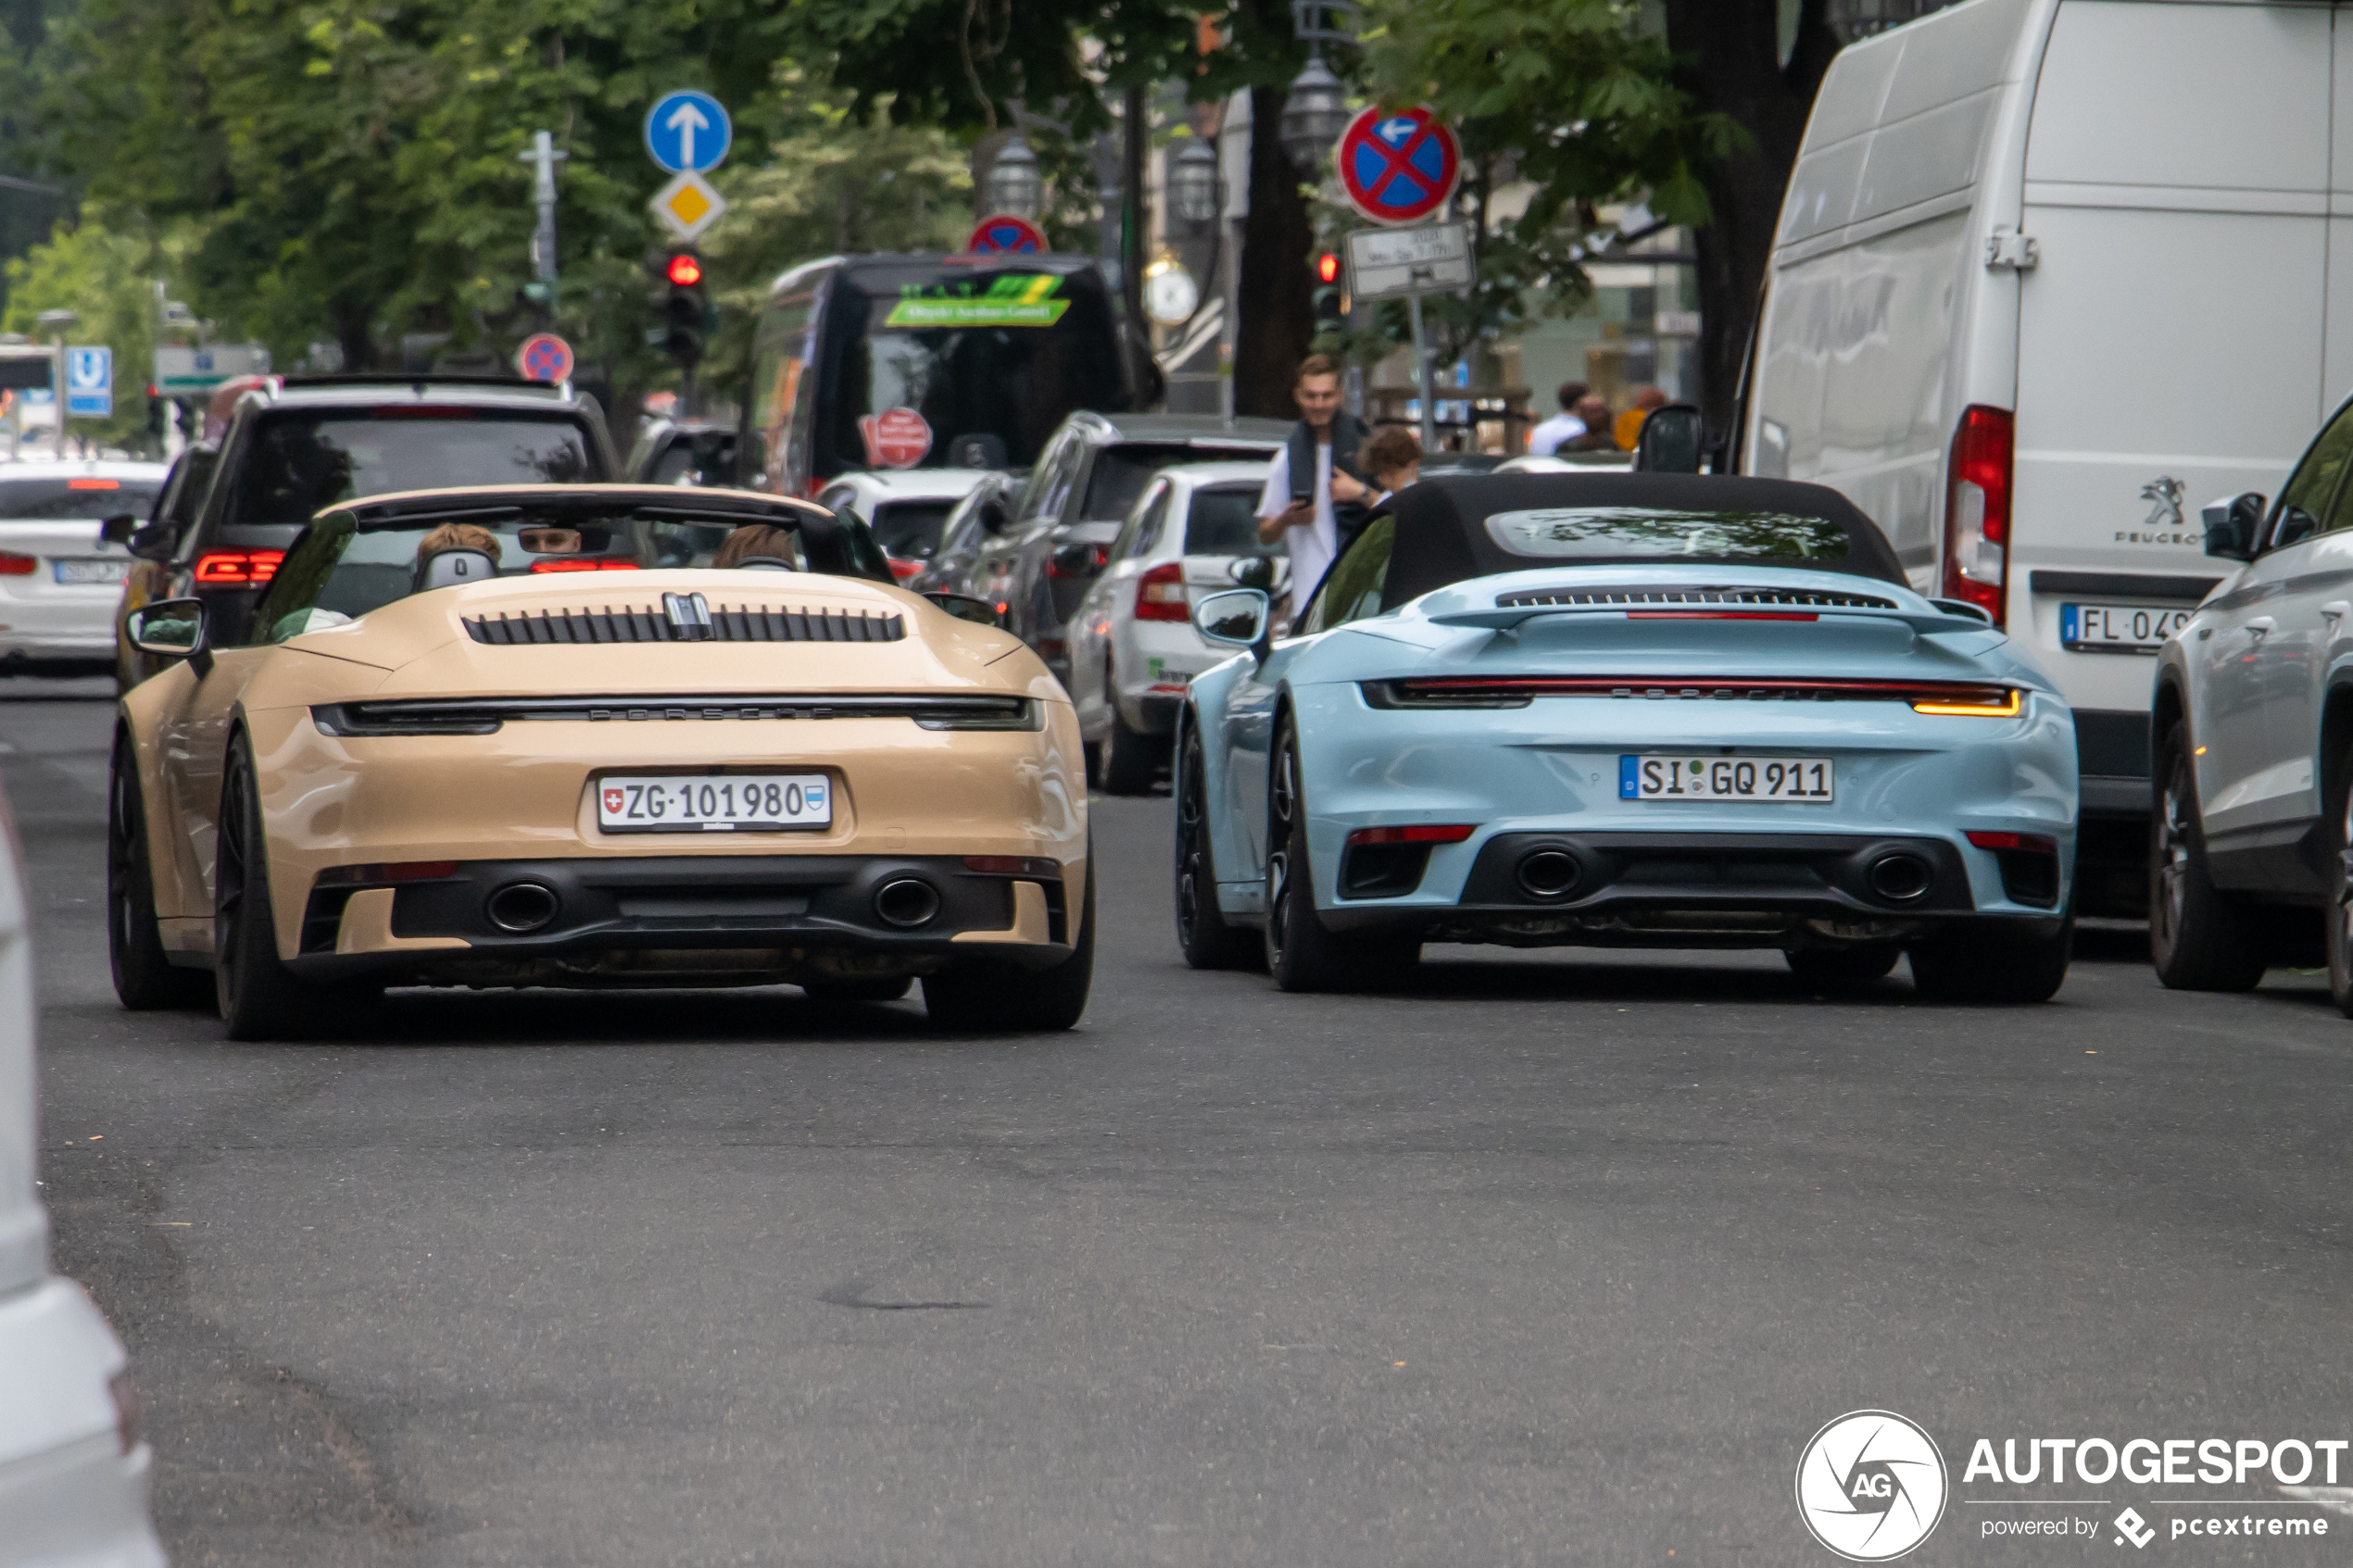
(1263, 717), (1416, 993)
(2148, 721), (2266, 991)
(107, 728), (210, 1010)
(1174, 720), (1258, 970)
(215, 737), (367, 1040)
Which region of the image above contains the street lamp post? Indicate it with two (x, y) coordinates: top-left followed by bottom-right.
(1169, 141), (1220, 227)
(1280, 0), (1361, 173)
(982, 134), (1043, 220)
(35, 308), (75, 458)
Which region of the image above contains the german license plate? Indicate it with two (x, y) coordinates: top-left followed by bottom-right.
(2061, 602), (2189, 653)
(597, 773), (831, 833)
(54, 558), (130, 584)
(1621, 756), (1835, 802)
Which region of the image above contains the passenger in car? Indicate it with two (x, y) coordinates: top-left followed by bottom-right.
(416, 522), (503, 566)
(713, 523), (800, 570)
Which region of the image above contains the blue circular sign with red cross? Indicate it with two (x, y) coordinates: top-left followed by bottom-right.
(1338, 107), (1461, 226)
(966, 214), (1050, 255)
(516, 332), (574, 384)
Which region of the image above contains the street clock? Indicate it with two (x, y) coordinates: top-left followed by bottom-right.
(1143, 257), (1200, 328)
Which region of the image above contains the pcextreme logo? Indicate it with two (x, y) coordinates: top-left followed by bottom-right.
(1796, 1410), (1950, 1562)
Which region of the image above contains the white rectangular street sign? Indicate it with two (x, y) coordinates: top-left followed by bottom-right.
(1345, 221), (1475, 303)
(155, 343), (272, 394)
(65, 345), (111, 419)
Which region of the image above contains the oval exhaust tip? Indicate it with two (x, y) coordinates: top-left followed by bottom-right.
(874, 878), (942, 929)
(1516, 848), (1582, 900)
(485, 882), (560, 934)
(1866, 853), (1934, 905)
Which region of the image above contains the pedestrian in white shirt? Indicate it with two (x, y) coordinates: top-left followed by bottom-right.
(1526, 380), (1591, 456)
(1256, 354), (1372, 604)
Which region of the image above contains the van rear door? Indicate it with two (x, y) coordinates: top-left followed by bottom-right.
(2013, 1), (2332, 797)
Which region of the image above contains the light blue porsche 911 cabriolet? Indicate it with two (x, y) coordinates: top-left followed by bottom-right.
(1173, 472), (2078, 1001)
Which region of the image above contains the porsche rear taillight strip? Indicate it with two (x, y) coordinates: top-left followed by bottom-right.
(1363, 676), (2022, 714)
(464, 605), (906, 645)
(313, 694), (1038, 735)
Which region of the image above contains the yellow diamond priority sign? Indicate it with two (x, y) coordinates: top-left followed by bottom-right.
(651, 169), (727, 243)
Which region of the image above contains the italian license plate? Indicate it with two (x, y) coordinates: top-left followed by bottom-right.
(597, 773), (831, 833)
(2061, 602), (2189, 653)
(1621, 755), (1835, 802)
(54, 558), (130, 584)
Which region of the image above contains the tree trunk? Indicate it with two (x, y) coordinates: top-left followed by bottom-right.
(1232, 83), (1314, 420)
(1661, 0), (1840, 439)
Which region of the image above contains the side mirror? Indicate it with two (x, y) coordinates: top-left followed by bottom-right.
(128, 522), (177, 561)
(126, 597), (209, 675)
(1227, 556), (1277, 591)
(99, 512), (139, 545)
(2201, 492), (2266, 562)
(1192, 588), (1270, 649)
(1631, 403), (1705, 473)
(925, 591), (1008, 630)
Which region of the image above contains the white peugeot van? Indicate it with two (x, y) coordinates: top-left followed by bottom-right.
(0, 788), (165, 1565)
(1741, 0), (2345, 912)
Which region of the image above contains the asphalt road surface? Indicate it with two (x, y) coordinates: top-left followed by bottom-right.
(9, 681), (2353, 1567)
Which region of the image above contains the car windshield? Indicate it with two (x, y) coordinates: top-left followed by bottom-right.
(1483, 506), (1852, 563)
(0, 476), (163, 520)
(1085, 446), (1270, 522)
(244, 508), (855, 645)
(232, 410), (601, 525)
(1185, 488), (1281, 557)
(870, 498), (957, 560)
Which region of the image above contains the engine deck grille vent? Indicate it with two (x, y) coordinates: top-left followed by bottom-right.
(1494, 585), (1899, 611)
(464, 603), (906, 646)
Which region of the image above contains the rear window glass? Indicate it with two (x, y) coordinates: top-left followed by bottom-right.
(1483, 507), (1851, 563)
(1184, 488), (1281, 557)
(0, 477), (162, 520)
(1083, 445), (1271, 522)
(870, 499), (956, 560)
(232, 410), (601, 525)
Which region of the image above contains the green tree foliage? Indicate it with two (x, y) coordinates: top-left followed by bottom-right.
(0, 206), (185, 452)
(1350, 0), (1735, 372)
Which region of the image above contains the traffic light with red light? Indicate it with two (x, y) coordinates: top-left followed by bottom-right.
(1311, 251), (1345, 339)
(1315, 252), (1341, 285)
(660, 250), (707, 370)
(666, 252), (703, 288)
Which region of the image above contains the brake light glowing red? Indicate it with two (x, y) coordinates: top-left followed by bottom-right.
(0, 551), (35, 576)
(887, 556), (925, 581)
(1943, 405), (2013, 627)
(68, 478), (120, 490)
(193, 548), (283, 585)
(1344, 824), (1478, 847)
(528, 557), (639, 572)
(1135, 561), (1189, 621)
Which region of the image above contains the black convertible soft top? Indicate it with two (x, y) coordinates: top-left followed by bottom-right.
(1377, 472), (1908, 611)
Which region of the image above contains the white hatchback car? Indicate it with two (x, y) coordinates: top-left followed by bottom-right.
(1067, 461), (1285, 795)
(0, 461), (168, 671)
(813, 469), (991, 585)
(0, 784), (165, 1564)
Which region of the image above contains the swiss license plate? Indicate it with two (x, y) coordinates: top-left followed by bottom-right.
(597, 773), (831, 833)
(54, 558), (130, 584)
(1621, 755), (1836, 802)
(2061, 602), (2189, 653)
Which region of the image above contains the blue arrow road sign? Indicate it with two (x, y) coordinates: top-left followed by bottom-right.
(644, 91), (731, 174)
(65, 346), (111, 419)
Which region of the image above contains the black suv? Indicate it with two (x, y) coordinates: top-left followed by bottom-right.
(117, 375), (619, 665)
(970, 412), (1288, 678)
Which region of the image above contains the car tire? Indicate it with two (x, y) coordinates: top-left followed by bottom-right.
(1783, 944), (1901, 986)
(215, 736), (354, 1041)
(107, 728), (211, 1010)
(1264, 717), (1417, 993)
(2149, 721), (2267, 992)
(1174, 720), (1259, 970)
(922, 851), (1095, 1030)
(800, 976), (913, 1004)
(1099, 700), (1162, 797)
(1907, 916), (2073, 1004)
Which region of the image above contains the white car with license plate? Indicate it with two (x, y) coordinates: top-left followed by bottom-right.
(0, 780), (167, 1564)
(0, 462), (167, 671)
(1066, 461), (1286, 795)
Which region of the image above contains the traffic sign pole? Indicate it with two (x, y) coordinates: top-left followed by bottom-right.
(1406, 280), (1434, 454)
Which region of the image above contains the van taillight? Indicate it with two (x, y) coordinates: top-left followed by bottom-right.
(1943, 406), (2013, 626)
(1134, 561), (1189, 621)
(193, 548), (283, 585)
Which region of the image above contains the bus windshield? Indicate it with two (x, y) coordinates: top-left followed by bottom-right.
(749, 257), (1129, 495)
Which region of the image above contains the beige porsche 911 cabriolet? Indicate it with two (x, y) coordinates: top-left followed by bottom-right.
(107, 484), (1091, 1039)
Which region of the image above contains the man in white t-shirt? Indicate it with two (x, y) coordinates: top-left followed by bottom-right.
(1526, 380), (1591, 456)
(1255, 354), (1371, 604)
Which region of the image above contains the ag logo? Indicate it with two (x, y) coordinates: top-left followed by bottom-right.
(1795, 1410), (1948, 1562)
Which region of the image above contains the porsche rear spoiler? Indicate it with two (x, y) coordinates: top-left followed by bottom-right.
(1428, 603), (1994, 635)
